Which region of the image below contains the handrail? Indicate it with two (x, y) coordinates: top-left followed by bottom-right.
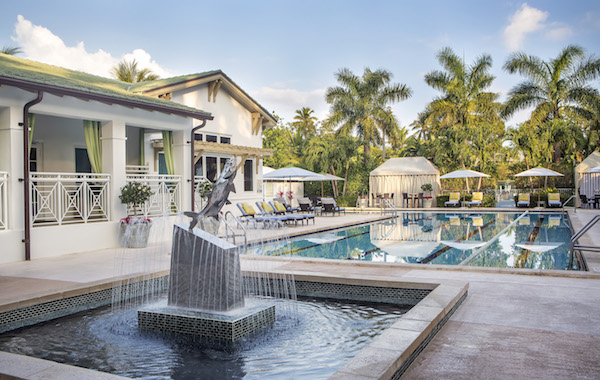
(571, 215), (600, 242)
(380, 198), (398, 215)
(222, 211), (247, 246)
(563, 195), (576, 213)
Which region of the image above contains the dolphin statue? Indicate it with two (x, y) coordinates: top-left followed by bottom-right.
(184, 158), (237, 231)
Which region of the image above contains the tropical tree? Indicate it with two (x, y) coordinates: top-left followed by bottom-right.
(262, 115), (300, 168)
(111, 59), (159, 83)
(502, 45), (600, 162)
(324, 67), (412, 164)
(291, 107), (318, 140)
(0, 46), (22, 55)
(422, 47), (503, 170)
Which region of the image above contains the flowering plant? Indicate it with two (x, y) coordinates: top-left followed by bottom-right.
(278, 190), (285, 198)
(119, 182), (153, 216)
(286, 190), (294, 200)
(119, 216), (152, 224)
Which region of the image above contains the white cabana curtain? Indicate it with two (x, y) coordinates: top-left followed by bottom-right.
(369, 174), (441, 207)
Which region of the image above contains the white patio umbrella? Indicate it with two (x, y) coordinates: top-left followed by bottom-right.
(439, 169), (490, 192)
(514, 167), (564, 204)
(263, 166), (323, 200)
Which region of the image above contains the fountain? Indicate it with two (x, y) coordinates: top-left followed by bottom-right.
(137, 158), (278, 341)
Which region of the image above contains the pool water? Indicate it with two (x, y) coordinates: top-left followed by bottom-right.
(0, 297), (407, 379)
(246, 212), (579, 270)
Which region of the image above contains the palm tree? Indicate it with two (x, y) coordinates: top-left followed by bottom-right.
(325, 67), (412, 164)
(1, 46), (22, 55)
(423, 47), (503, 169)
(111, 59), (159, 83)
(502, 45), (600, 162)
(291, 107), (318, 139)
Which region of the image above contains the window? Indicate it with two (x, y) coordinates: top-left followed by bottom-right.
(194, 157), (203, 177)
(220, 157), (228, 173)
(206, 135), (217, 143)
(30, 146), (38, 172)
(194, 133), (203, 141)
(220, 136), (231, 144)
(158, 152), (167, 175)
(206, 157), (217, 182)
(244, 159), (253, 191)
(75, 148), (92, 173)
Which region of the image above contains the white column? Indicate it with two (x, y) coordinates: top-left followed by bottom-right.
(173, 129), (191, 211)
(0, 106), (26, 262)
(102, 120), (127, 221)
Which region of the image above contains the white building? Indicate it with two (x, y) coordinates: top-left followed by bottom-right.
(0, 55), (275, 263)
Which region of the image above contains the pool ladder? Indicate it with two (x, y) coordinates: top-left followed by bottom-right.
(380, 198), (398, 216)
(570, 214), (600, 271)
(221, 211), (247, 246)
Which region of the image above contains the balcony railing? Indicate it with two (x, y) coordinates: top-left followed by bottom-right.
(194, 176), (209, 211)
(126, 174), (181, 218)
(0, 172), (7, 230)
(30, 172), (111, 226)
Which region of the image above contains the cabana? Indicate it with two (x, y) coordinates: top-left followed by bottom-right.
(369, 157), (440, 207)
(575, 151), (600, 206)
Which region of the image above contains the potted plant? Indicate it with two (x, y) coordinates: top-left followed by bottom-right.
(118, 182), (153, 248)
(421, 183), (434, 208)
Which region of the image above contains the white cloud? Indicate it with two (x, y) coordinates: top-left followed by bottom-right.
(503, 4), (548, 51)
(545, 26), (573, 40)
(253, 87), (328, 123)
(12, 15), (173, 79)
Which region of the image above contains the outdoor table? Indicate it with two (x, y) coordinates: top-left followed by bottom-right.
(537, 201), (546, 208)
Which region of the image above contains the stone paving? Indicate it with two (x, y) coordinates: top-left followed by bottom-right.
(0, 209), (599, 379)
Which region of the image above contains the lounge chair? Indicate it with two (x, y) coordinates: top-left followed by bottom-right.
(273, 197), (299, 213)
(255, 201), (305, 226)
(297, 197), (314, 213)
(580, 194), (595, 209)
(271, 200), (315, 224)
(321, 198), (346, 216)
(445, 192), (460, 207)
(236, 203), (286, 228)
(547, 193), (562, 208)
(516, 193), (530, 208)
(468, 192), (483, 207)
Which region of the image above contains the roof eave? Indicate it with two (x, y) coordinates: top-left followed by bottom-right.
(0, 76), (214, 121)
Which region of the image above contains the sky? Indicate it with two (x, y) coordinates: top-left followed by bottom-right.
(1, 0), (599, 131)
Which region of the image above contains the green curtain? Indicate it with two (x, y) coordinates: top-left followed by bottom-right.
(83, 120), (102, 173)
(162, 130), (175, 175)
(28, 113), (35, 153)
(139, 128), (145, 167)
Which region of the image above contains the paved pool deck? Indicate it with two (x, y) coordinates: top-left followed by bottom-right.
(1, 208), (599, 379)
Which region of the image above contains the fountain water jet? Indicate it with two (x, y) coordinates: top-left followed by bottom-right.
(137, 158), (280, 341)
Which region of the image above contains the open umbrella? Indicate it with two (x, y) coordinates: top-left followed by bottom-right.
(439, 169), (490, 192)
(263, 166), (323, 180)
(514, 167), (564, 204)
(584, 165), (600, 174)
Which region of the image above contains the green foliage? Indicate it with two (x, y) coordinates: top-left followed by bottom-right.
(0, 46), (22, 55)
(119, 182), (153, 216)
(335, 194), (359, 207)
(421, 183), (433, 192)
(111, 59), (159, 83)
(196, 179), (214, 198)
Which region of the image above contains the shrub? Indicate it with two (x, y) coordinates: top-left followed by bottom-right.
(119, 182), (153, 216)
(421, 183), (433, 192)
(335, 194), (358, 207)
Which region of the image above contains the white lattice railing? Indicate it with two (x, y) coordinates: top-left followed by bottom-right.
(194, 176), (209, 211)
(126, 174), (181, 218)
(0, 172), (7, 230)
(30, 172), (111, 226)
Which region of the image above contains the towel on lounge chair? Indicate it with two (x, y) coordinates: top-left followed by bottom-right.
(445, 192), (460, 207)
(517, 193), (530, 208)
(468, 192), (483, 207)
(270, 201), (315, 224)
(237, 203), (286, 228)
(547, 193), (562, 208)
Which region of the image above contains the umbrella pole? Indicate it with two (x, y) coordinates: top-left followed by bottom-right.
(478, 177), (482, 191)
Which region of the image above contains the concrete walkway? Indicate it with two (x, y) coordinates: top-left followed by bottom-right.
(1, 209), (599, 379)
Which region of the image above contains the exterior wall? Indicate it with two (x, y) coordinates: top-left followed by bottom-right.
(0, 86), (194, 263)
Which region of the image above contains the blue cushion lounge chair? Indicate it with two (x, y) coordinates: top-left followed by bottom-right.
(237, 203), (286, 228)
(321, 198), (346, 216)
(255, 201), (305, 226)
(516, 193), (530, 208)
(273, 197), (299, 213)
(445, 192), (460, 207)
(547, 193), (562, 208)
(270, 201), (315, 224)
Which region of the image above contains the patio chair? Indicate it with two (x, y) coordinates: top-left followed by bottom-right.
(297, 197), (314, 213)
(468, 192), (483, 207)
(516, 193), (530, 208)
(445, 192), (460, 207)
(270, 200), (315, 224)
(402, 193), (409, 208)
(547, 193), (562, 208)
(321, 197), (346, 216)
(580, 194), (595, 209)
(256, 201), (304, 226)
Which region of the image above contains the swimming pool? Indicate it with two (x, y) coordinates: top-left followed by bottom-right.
(246, 212), (581, 270)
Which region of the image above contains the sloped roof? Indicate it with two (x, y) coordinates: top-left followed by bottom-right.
(370, 157), (440, 176)
(575, 150), (600, 174)
(130, 70), (277, 127)
(0, 54), (212, 120)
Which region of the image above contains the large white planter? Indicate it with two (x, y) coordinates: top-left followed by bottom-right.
(119, 222), (152, 248)
(423, 198), (433, 208)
